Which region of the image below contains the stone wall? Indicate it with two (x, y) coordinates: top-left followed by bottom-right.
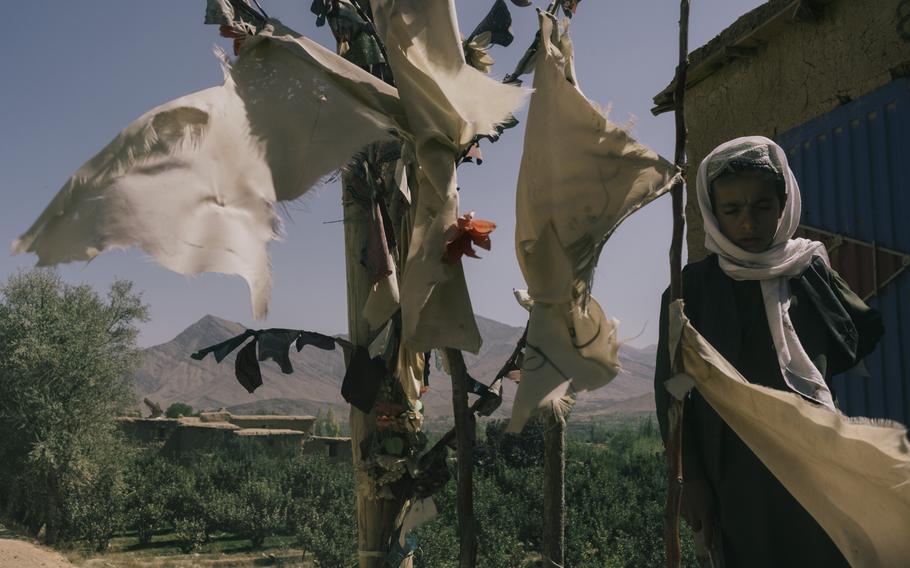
(233, 428), (307, 451)
(116, 417), (180, 444)
(119, 414), (344, 460)
(303, 436), (354, 462)
(225, 415), (315, 435)
(162, 419), (239, 457)
(678, 0), (910, 260)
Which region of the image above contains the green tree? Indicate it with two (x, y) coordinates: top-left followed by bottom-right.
(288, 453), (356, 565)
(476, 417), (546, 471)
(165, 402), (194, 419)
(314, 409), (324, 436)
(235, 479), (288, 548)
(324, 407), (341, 437)
(0, 270), (148, 545)
(125, 450), (181, 546)
(65, 440), (133, 552)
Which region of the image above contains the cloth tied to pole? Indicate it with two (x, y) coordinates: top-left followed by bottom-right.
(507, 11), (676, 432)
(668, 298), (910, 567)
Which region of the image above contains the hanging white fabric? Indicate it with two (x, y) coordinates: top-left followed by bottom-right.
(369, 0), (529, 354)
(12, 20), (408, 319)
(668, 298), (910, 567)
(507, 11), (676, 432)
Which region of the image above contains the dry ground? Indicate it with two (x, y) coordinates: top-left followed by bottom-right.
(0, 525), (310, 568)
(0, 525), (76, 568)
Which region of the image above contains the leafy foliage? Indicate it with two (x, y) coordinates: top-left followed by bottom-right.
(287, 449), (357, 565)
(173, 517), (207, 553)
(61, 440), (133, 552)
(234, 480), (289, 548)
(8, 414), (695, 566)
(125, 450), (182, 545)
(476, 416), (546, 470)
(165, 402), (194, 419)
(0, 272), (695, 565)
(118, 442), (357, 561)
(0, 270), (148, 545)
(323, 407), (341, 437)
(313, 408), (342, 438)
(413, 418), (697, 567)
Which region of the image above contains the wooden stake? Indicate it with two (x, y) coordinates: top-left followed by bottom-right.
(343, 170), (412, 568)
(543, 406), (566, 568)
(664, 1), (690, 567)
(669, 0), (690, 303)
(664, 396), (685, 568)
(314, 7), (410, 564)
(445, 348), (479, 567)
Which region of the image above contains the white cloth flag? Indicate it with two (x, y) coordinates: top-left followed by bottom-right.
(13, 20), (407, 319)
(669, 299), (910, 567)
(370, 0), (529, 354)
(507, 12), (676, 432)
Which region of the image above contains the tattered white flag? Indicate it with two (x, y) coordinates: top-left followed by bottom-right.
(508, 11), (677, 432)
(668, 299), (910, 567)
(15, 4), (528, 356)
(370, 0), (529, 354)
(13, 19), (407, 319)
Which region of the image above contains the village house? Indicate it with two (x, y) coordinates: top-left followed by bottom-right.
(118, 410), (353, 462)
(652, 0), (910, 423)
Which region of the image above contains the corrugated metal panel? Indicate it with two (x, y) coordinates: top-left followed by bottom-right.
(777, 78), (910, 425)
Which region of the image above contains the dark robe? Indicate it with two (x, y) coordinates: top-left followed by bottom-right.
(654, 254), (884, 568)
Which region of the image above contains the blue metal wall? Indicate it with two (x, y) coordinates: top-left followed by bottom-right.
(777, 78), (910, 425)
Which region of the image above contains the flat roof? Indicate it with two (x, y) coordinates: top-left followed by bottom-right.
(179, 422), (240, 430)
(233, 428), (306, 437)
(227, 414), (316, 421)
(116, 417), (179, 424)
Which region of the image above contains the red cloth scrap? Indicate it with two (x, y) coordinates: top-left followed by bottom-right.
(443, 211), (496, 264)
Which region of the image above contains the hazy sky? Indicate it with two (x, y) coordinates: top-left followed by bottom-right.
(0, 0), (763, 348)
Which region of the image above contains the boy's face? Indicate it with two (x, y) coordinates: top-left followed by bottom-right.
(712, 173), (784, 253)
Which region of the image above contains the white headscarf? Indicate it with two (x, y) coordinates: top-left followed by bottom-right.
(696, 136), (835, 410)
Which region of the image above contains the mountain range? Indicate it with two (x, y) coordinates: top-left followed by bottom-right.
(134, 314), (657, 421)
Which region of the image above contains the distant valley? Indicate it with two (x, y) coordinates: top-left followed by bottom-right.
(134, 314), (657, 422)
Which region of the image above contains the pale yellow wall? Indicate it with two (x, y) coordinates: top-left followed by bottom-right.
(683, 0), (910, 260)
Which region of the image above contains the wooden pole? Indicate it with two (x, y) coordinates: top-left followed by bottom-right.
(343, 169), (411, 568)
(334, 4), (556, 565)
(664, 1), (690, 567)
(542, 407), (566, 567)
(445, 348), (478, 567)
(322, 11), (409, 565)
(664, 398), (685, 568)
(669, 8), (690, 301)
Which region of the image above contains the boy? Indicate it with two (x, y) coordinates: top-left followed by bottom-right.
(654, 136), (883, 567)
